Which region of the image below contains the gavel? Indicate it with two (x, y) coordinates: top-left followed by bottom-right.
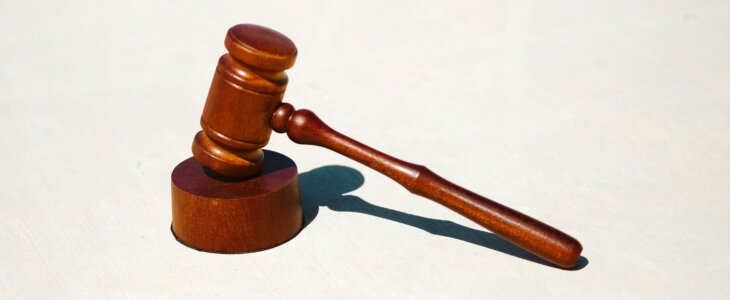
(173, 24), (582, 268)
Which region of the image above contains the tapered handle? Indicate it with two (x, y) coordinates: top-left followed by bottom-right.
(272, 104), (583, 268)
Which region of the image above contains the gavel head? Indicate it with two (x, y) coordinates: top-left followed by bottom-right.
(192, 24), (297, 178)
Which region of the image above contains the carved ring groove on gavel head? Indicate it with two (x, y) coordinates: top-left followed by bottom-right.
(192, 24), (298, 178)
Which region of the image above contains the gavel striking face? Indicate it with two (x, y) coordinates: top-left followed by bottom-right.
(188, 24), (583, 268)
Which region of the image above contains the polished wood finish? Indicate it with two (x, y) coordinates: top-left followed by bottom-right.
(192, 24), (297, 178)
(171, 151), (302, 253)
(180, 23), (582, 268)
(272, 103), (582, 268)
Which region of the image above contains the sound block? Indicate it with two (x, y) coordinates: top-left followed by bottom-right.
(171, 150), (303, 253)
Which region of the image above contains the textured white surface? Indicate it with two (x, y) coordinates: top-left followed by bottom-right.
(1, 0), (729, 298)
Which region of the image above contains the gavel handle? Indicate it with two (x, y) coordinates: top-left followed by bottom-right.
(272, 104), (582, 268)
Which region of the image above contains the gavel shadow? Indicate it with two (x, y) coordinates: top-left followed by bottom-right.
(298, 165), (589, 270)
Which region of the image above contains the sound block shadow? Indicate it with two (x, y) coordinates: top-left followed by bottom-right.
(298, 165), (589, 270)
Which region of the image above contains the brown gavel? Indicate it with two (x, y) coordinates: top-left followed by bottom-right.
(187, 24), (582, 268)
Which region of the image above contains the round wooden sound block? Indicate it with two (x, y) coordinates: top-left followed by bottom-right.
(171, 150), (303, 253)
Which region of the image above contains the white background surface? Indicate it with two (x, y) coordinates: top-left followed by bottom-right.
(1, 0), (729, 298)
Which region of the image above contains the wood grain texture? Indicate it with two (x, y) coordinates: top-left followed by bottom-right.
(192, 24), (297, 178)
(171, 151), (303, 253)
(191, 24), (582, 267)
(272, 103), (583, 268)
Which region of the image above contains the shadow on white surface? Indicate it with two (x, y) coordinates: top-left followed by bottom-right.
(299, 165), (589, 270)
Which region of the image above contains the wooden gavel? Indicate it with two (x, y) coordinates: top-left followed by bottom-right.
(189, 24), (582, 268)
